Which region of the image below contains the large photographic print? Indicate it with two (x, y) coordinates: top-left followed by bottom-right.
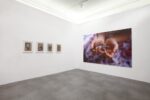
(84, 28), (132, 67)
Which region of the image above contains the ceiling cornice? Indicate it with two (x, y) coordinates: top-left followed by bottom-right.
(16, 0), (150, 24)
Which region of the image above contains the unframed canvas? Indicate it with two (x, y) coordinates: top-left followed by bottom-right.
(83, 28), (132, 67)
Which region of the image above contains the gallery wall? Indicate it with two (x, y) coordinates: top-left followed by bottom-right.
(0, 0), (150, 85)
(0, 0), (78, 85)
(77, 5), (150, 83)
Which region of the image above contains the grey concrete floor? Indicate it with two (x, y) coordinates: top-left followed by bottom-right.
(0, 69), (150, 100)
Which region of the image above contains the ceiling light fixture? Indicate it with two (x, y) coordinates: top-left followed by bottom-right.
(81, 0), (88, 8)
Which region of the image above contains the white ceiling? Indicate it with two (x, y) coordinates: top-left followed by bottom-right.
(16, 0), (150, 24)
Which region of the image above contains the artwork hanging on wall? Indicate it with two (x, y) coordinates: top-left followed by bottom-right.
(83, 28), (132, 67)
(47, 44), (52, 52)
(57, 44), (61, 52)
(24, 41), (32, 52)
(37, 42), (44, 52)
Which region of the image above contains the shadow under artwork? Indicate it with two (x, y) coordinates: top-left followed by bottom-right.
(83, 28), (132, 67)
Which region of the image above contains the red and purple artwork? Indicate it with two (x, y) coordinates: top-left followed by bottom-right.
(84, 28), (132, 67)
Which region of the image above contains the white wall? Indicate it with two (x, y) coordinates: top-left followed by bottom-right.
(76, 5), (150, 83)
(0, 0), (78, 85)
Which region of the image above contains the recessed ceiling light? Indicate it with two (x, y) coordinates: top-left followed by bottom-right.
(80, 0), (88, 8)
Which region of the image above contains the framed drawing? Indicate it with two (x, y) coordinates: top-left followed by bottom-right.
(24, 41), (32, 53)
(47, 44), (52, 52)
(37, 42), (44, 52)
(57, 44), (61, 52)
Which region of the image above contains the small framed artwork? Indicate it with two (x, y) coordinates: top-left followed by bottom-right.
(24, 41), (32, 53)
(37, 42), (44, 52)
(47, 44), (52, 52)
(57, 44), (61, 52)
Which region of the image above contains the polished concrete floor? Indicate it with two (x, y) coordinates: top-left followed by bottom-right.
(0, 69), (150, 100)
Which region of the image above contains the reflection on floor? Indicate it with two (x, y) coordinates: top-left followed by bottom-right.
(0, 69), (150, 100)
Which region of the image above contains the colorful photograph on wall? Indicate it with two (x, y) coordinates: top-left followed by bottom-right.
(47, 44), (52, 52)
(83, 28), (132, 67)
(37, 42), (44, 52)
(24, 41), (32, 52)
